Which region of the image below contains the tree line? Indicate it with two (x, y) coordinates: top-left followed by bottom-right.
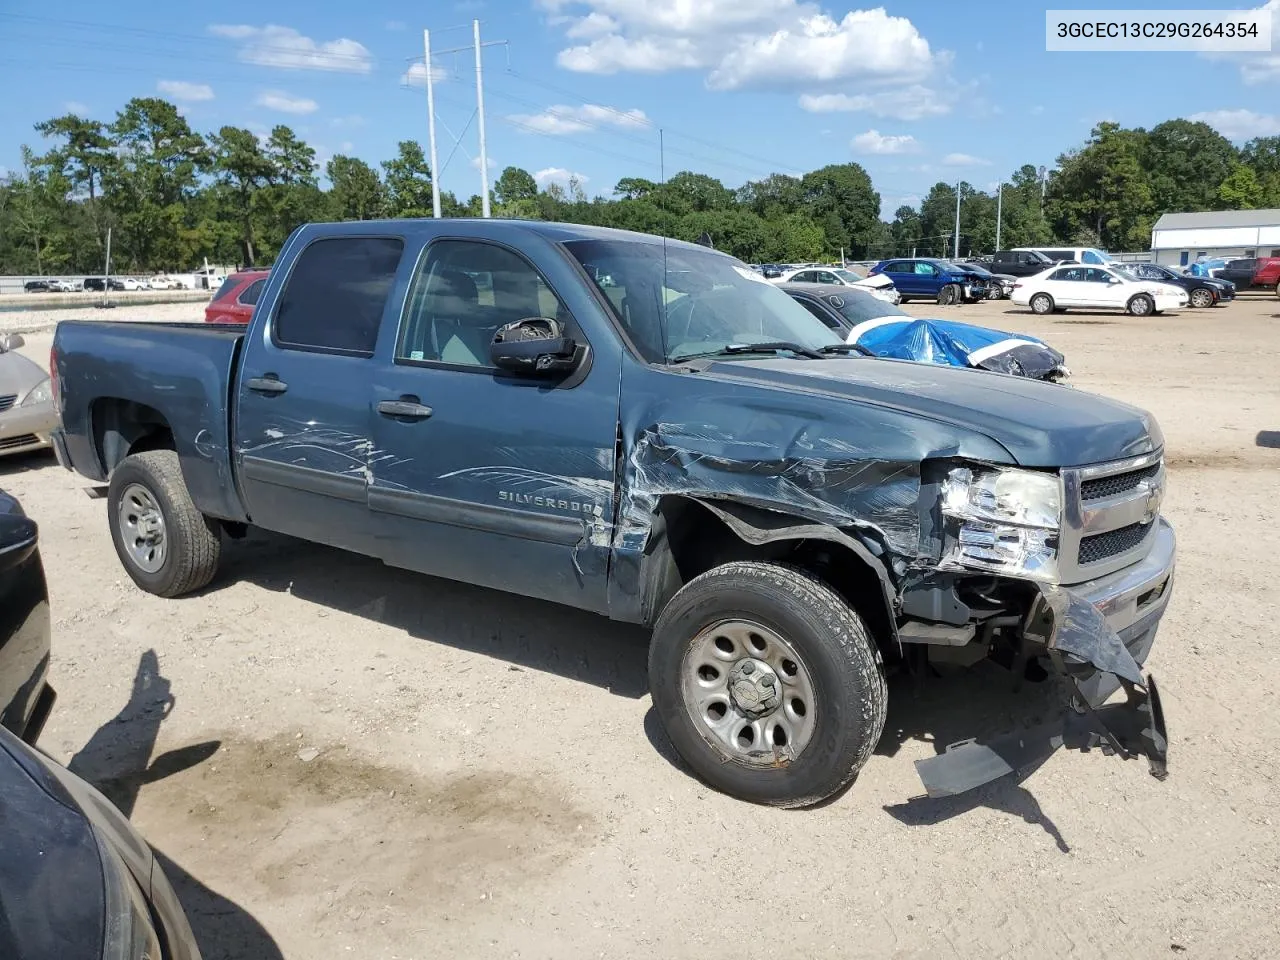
(3, 97), (1278, 275)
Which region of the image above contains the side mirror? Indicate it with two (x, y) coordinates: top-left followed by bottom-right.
(490, 317), (577, 376)
(0, 333), (25, 352)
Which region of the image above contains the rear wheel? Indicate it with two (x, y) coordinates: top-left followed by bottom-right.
(648, 562), (887, 807)
(1189, 288), (1214, 308)
(107, 450), (221, 597)
(1030, 292), (1054, 315)
(1128, 293), (1154, 316)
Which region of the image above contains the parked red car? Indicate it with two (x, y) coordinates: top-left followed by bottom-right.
(203, 270), (269, 324)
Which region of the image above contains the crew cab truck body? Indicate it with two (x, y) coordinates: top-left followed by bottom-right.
(50, 219), (1174, 806)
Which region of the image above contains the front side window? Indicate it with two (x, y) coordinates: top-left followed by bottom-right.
(1087, 268), (1114, 283)
(565, 239), (843, 364)
(914, 262), (935, 276)
(274, 237), (404, 355)
(398, 240), (570, 368)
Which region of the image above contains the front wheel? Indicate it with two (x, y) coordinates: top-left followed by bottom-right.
(107, 450), (222, 597)
(648, 562), (887, 807)
(1189, 288), (1214, 308)
(1128, 293), (1154, 316)
(937, 283), (962, 306)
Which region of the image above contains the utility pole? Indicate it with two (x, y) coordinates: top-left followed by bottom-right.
(953, 181), (962, 260)
(995, 183), (1003, 251)
(429, 24), (506, 219)
(473, 19), (490, 218)
(423, 29), (441, 218)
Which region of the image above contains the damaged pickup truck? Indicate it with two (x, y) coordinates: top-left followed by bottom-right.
(49, 219), (1172, 806)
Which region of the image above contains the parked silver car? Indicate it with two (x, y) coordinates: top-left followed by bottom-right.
(0, 334), (56, 456)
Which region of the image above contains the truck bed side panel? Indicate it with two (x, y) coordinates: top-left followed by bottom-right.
(54, 321), (248, 522)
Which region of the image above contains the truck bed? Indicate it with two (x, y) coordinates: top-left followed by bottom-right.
(53, 319), (248, 522)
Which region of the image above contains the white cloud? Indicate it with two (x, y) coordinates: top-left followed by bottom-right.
(64, 100), (91, 114)
(548, 0), (946, 100)
(470, 155), (499, 170)
(385, 20), (406, 31)
(1189, 108), (1280, 140)
(400, 61), (451, 87)
(158, 80), (214, 102)
(884, 193), (922, 212)
(534, 167), (590, 187)
(799, 85), (950, 120)
(256, 90), (319, 114)
(330, 114), (366, 128)
(1202, 0), (1280, 83)
(1031, 104), (1045, 115)
(508, 103), (650, 134)
(851, 129), (920, 155)
(340, 140), (355, 152)
(941, 152), (991, 167)
(208, 24), (373, 73)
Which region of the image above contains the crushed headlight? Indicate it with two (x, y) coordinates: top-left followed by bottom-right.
(20, 378), (51, 407)
(96, 829), (162, 960)
(941, 464), (1062, 580)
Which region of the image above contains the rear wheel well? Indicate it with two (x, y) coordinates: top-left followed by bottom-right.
(652, 496), (896, 654)
(91, 398), (175, 476)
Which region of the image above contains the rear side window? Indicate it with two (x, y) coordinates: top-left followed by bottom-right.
(274, 237), (404, 355)
(795, 297), (841, 329)
(238, 278), (267, 306)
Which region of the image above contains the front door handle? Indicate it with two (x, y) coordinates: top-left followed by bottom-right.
(377, 399), (433, 420)
(246, 376), (288, 395)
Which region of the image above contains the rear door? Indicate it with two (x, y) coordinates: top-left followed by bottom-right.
(880, 260), (915, 294)
(366, 236), (619, 614)
(1043, 266), (1082, 305)
(234, 234), (407, 555)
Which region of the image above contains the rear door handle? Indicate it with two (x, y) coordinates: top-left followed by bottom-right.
(246, 377), (288, 395)
(377, 399), (433, 420)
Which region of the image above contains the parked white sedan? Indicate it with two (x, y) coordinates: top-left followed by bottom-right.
(770, 266), (901, 304)
(1012, 265), (1187, 316)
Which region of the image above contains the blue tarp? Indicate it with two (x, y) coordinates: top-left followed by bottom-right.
(848, 317), (1069, 381)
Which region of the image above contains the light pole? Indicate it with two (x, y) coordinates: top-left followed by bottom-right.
(953, 181), (962, 259)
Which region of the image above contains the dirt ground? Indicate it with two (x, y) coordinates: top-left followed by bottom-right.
(3, 292), (1279, 959)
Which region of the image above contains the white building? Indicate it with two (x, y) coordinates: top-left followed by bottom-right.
(1150, 209), (1280, 267)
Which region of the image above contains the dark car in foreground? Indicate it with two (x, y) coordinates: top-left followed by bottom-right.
(0, 489), (55, 742)
(1119, 263), (1234, 307)
(51, 218), (1172, 808)
(204, 269), (269, 324)
(0, 725), (202, 960)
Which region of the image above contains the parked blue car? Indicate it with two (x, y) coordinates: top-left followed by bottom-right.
(869, 258), (992, 305)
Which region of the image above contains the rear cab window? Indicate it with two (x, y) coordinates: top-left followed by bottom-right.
(272, 237), (405, 356)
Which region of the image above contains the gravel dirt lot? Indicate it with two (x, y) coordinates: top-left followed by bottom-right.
(2, 293), (1279, 959)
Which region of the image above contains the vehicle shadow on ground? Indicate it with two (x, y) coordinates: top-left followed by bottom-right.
(208, 528), (652, 698)
(67, 649), (284, 960)
(874, 663), (1071, 852)
(0, 448), (56, 477)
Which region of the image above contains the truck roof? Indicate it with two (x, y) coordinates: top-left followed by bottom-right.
(295, 217), (719, 254)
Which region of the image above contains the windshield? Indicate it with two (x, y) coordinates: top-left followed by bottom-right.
(832, 268), (864, 283)
(823, 290), (909, 325)
(564, 238), (844, 363)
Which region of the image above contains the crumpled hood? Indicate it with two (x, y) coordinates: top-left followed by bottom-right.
(701, 357), (1161, 468)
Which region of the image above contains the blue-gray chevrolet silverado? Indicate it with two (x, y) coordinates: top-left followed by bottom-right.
(49, 219), (1173, 806)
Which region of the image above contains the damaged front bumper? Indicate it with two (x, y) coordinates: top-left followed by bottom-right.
(915, 519), (1175, 797)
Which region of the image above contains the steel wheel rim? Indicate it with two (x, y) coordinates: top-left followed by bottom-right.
(680, 619), (817, 767)
(117, 483), (167, 573)
(1191, 289), (1212, 307)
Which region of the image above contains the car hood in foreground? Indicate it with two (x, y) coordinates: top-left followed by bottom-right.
(700, 357), (1160, 468)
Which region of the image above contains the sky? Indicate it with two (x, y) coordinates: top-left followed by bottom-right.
(1, 0), (1278, 217)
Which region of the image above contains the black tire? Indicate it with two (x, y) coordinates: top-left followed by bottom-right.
(107, 450), (221, 597)
(1029, 292), (1054, 315)
(1128, 293), (1154, 316)
(937, 283), (961, 306)
(648, 561), (887, 807)
(1274, 281), (1279, 300)
(1189, 288), (1214, 308)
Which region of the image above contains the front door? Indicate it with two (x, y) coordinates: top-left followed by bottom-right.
(235, 235), (407, 555)
(367, 237), (619, 614)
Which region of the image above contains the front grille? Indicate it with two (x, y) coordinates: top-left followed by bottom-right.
(0, 394), (16, 412)
(0, 434), (40, 451)
(1080, 463), (1160, 501)
(1079, 521), (1152, 565)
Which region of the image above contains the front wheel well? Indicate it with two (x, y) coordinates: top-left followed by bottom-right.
(650, 496), (898, 654)
(90, 398), (175, 476)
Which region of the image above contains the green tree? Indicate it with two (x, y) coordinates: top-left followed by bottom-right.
(1218, 163), (1263, 209)
(1144, 119), (1237, 213)
(494, 166), (538, 206)
(33, 113), (113, 249)
(659, 171), (733, 213)
(382, 140), (434, 217)
(738, 173), (803, 219)
(1047, 123), (1153, 250)
(613, 177), (657, 200)
(799, 163), (880, 257)
(326, 156), (385, 220)
(208, 126), (275, 265)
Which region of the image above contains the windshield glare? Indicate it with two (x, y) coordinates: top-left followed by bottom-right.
(824, 290), (908, 325)
(832, 269), (863, 283)
(564, 238), (844, 363)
